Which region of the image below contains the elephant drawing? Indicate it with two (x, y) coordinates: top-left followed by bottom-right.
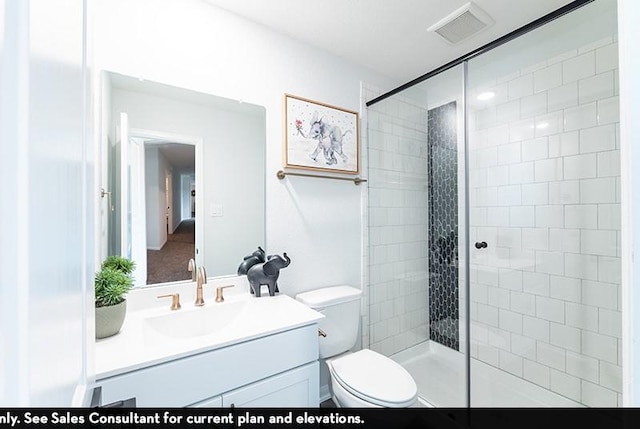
(247, 253), (291, 297)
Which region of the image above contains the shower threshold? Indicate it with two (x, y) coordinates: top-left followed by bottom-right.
(391, 341), (583, 407)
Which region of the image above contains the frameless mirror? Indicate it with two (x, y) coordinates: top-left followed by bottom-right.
(98, 72), (266, 287)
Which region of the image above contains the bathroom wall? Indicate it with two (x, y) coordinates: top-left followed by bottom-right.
(468, 36), (622, 406)
(93, 0), (396, 298)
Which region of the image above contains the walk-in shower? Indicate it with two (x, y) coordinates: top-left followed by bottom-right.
(366, 0), (621, 407)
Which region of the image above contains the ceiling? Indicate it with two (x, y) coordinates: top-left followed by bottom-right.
(203, 0), (576, 83)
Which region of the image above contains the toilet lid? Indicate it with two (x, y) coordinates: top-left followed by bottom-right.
(330, 349), (417, 407)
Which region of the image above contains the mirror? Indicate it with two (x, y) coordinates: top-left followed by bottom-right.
(98, 72), (266, 287)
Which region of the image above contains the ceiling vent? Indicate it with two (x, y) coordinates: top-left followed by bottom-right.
(427, 2), (494, 44)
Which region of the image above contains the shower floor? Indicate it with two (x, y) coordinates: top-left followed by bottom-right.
(391, 341), (583, 407)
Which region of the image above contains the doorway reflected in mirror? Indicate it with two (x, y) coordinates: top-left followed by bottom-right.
(147, 218), (195, 284)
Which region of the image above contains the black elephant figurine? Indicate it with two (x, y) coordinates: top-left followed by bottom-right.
(237, 246), (266, 275)
(247, 253), (290, 297)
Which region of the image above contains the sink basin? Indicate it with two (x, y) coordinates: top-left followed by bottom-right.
(144, 300), (247, 340)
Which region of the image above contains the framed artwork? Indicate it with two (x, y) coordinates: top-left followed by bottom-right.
(284, 93), (359, 175)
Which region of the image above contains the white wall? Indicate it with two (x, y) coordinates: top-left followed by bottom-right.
(93, 0), (397, 297)
(144, 146), (167, 250)
(0, 0), (91, 406)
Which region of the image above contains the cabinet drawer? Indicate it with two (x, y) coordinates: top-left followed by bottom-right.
(222, 362), (319, 408)
(97, 324), (318, 407)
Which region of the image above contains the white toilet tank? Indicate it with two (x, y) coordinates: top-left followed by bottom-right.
(296, 286), (362, 359)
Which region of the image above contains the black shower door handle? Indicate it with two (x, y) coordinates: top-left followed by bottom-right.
(474, 241), (488, 249)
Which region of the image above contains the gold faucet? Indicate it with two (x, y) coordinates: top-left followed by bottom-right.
(188, 258), (197, 282)
(195, 266), (207, 306)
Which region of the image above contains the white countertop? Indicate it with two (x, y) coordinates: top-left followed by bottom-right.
(95, 278), (323, 379)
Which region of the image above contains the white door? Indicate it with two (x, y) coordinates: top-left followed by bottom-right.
(165, 170), (173, 234)
(119, 113), (147, 287)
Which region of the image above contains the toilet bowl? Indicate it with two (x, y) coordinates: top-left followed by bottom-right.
(296, 286), (418, 408)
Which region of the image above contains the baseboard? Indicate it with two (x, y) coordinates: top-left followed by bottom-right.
(319, 384), (331, 403)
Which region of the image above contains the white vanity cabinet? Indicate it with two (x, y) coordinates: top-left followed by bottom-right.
(96, 324), (319, 407)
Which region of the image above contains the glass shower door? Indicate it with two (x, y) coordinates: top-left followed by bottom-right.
(466, 0), (621, 407)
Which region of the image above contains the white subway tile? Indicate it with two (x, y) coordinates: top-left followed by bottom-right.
(596, 43), (618, 74)
(509, 119), (535, 142)
(599, 361), (622, 393)
(597, 150), (620, 177)
(477, 265), (499, 287)
(521, 137), (548, 161)
(476, 146), (498, 168)
(536, 251), (564, 276)
(509, 248), (536, 272)
(476, 187), (498, 207)
(499, 309), (523, 334)
(549, 49), (578, 66)
(534, 158), (563, 182)
(488, 326), (511, 351)
(535, 205), (564, 228)
(523, 359), (550, 388)
(498, 228), (522, 249)
(580, 124), (616, 154)
(510, 291), (536, 316)
(559, 131), (580, 156)
(580, 177), (616, 203)
(550, 370), (581, 402)
(487, 165), (509, 186)
(488, 286), (511, 310)
(534, 63), (562, 93)
(581, 230), (617, 257)
(535, 111), (563, 138)
(598, 204), (621, 230)
(579, 36), (614, 54)
(536, 295), (565, 323)
(564, 204), (598, 229)
(549, 228), (581, 253)
(499, 268), (523, 291)
(548, 82), (578, 112)
(477, 343), (500, 367)
(511, 334), (536, 361)
(599, 308), (621, 338)
(509, 162), (535, 184)
(524, 316), (550, 342)
(582, 280), (618, 310)
(549, 180), (580, 204)
(497, 142), (521, 165)
(497, 185), (521, 206)
(496, 100), (521, 124)
(564, 153), (597, 180)
(563, 51), (595, 83)
(550, 322), (581, 353)
(523, 272), (550, 296)
(582, 330), (617, 363)
(565, 253), (599, 280)
(522, 183), (549, 205)
(597, 96), (619, 126)
(510, 206), (535, 227)
(521, 93), (547, 118)
(487, 125), (510, 146)
(550, 275), (581, 303)
(509, 74), (534, 101)
(522, 228), (549, 251)
(486, 207), (510, 226)
(499, 350), (523, 377)
(566, 302), (599, 331)
(598, 256), (621, 284)
(578, 71), (615, 105)
(564, 102), (597, 132)
(566, 351), (599, 383)
(538, 342), (566, 371)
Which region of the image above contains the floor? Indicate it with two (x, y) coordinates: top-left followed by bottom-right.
(146, 218), (195, 285)
(391, 341), (582, 407)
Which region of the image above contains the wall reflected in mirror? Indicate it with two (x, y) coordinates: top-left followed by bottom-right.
(99, 72), (266, 287)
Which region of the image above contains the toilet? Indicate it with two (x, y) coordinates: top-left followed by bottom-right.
(296, 285), (418, 407)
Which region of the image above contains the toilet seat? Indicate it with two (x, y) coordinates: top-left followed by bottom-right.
(328, 349), (417, 407)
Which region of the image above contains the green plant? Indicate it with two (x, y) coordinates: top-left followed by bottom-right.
(95, 257), (135, 308)
(101, 255), (136, 275)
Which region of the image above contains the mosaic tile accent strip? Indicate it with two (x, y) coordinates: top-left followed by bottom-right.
(427, 101), (459, 351)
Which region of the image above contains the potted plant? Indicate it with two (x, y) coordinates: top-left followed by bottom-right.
(95, 255), (135, 339)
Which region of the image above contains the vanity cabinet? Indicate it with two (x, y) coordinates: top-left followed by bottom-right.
(96, 324), (319, 407)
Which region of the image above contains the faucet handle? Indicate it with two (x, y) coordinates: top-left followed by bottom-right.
(188, 258), (197, 282)
(157, 293), (181, 310)
(198, 266), (207, 284)
(215, 285), (235, 303)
